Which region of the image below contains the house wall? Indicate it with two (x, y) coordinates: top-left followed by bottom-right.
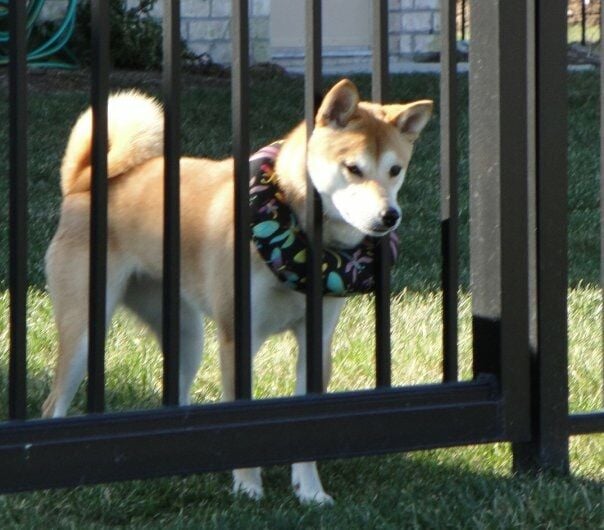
(391, 0), (441, 58)
(41, 0), (440, 68)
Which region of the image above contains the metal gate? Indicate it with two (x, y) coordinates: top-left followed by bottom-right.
(1, 0), (602, 492)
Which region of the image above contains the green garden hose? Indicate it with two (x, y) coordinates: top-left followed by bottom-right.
(0, 0), (78, 68)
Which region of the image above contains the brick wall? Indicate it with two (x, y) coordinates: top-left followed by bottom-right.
(42, 0), (441, 67)
(390, 0), (441, 58)
(170, 0), (270, 64)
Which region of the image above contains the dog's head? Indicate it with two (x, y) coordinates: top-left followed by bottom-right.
(307, 79), (432, 237)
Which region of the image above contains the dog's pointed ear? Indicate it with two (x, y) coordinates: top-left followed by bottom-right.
(384, 100), (433, 140)
(316, 79), (360, 128)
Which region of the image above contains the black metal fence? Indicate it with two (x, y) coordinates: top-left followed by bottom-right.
(1, 0), (602, 493)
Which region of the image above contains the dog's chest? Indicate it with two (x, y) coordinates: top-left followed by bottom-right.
(250, 261), (307, 336)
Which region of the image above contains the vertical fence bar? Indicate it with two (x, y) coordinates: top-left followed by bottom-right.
(581, 0), (587, 46)
(441, 0), (459, 382)
(371, 0), (389, 111)
(162, 0), (181, 406)
(468, 0), (530, 439)
(232, 0), (252, 400)
(372, 0), (391, 389)
(526, 0), (538, 389)
(305, 0), (323, 394)
(87, 0), (109, 414)
(8, 0), (27, 420)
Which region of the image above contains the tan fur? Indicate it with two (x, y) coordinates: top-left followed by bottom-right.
(43, 79), (432, 504)
(61, 91), (164, 195)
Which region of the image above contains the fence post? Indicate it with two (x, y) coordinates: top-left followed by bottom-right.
(468, 0), (531, 441)
(513, 0), (569, 473)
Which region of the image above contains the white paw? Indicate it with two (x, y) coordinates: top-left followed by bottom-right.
(233, 477), (264, 501)
(293, 484), (334, 506)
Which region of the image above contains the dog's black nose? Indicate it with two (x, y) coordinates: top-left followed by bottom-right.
(381, 208), (400, 228)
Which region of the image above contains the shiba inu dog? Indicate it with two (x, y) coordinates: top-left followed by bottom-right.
(42, 79), (432, 504)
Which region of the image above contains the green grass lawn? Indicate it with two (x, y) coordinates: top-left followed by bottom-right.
(0, 71), (601, 528)
(568, 22), (601, 46)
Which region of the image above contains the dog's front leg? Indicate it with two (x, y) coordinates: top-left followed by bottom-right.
(291, 336), (333, 506)
(218, 328), (265, 501)
(291, 298), (345, 506)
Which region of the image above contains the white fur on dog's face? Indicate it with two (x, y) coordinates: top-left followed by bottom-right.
(308, 149), (405, 237)
(307, 79), (433, 239)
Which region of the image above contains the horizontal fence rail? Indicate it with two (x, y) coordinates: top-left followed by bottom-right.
(568, 412), (604, 435)
(0, 0), (601, 496)
(0, 383), (501, 493)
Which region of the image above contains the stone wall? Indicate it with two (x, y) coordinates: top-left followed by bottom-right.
(160, 0), (270, 64)
(390, 0), (441, 58)
(41, 0), (441, 67)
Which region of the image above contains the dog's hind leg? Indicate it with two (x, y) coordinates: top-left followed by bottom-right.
(290, 298), (345, 505)
(176, 303), (204, 405)
(122, 276), (204, 406)
(42, 248), (130, 418)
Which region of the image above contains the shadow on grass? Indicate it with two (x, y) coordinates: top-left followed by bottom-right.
(0, 448), (601, 528)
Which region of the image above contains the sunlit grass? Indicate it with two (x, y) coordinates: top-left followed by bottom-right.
(0, 286), (601, 528)
(568, 23), (601, 45)
(1, 286), (600, 416)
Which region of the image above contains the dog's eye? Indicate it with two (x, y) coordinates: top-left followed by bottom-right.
(344, 164), (363, 177)
(389, 165), (402, 177)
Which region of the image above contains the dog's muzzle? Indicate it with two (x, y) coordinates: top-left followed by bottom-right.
(381, 207), (400, 228)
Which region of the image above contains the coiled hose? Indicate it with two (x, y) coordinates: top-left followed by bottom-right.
(0, 0), (77, 68)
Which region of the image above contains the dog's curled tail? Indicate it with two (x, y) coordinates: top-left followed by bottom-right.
(60, 91), (164, 196)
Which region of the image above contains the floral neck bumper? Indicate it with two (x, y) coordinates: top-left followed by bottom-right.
(249, 143), (399, 297)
